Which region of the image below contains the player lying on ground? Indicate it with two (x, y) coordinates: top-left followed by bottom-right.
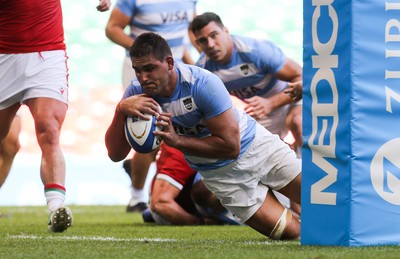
(142, 143), (239, 225)
(105, 32), (301, 240)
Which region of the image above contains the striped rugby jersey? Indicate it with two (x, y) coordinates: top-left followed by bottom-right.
(123, 62), (257, 171)
(116, 0), (197, 60)
(196, 35), (288, 100)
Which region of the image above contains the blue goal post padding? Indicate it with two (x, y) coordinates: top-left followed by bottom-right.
(301, 0), (400, 246)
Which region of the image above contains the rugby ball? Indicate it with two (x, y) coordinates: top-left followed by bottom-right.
(124, 107), (163, 154)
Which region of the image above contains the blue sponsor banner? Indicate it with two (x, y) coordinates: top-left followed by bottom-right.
(302, 0), (400, 246)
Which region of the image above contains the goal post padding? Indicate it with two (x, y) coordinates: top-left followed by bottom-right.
(301, 0), (400, 246)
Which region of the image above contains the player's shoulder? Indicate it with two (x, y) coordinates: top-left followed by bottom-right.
(115, 0), (136, 15)
(176, 62), (222, 95)
(232, 35), (254, 51)
(123, 79), (143, 99)
(177, 62), (213, 82)
(233, 34), (276, 52)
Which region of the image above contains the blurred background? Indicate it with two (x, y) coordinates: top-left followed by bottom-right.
(0, 0), (302, 206)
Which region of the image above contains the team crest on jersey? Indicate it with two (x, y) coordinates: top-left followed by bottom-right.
(240, 64), (249, 75)
(183, 97), (193, 111)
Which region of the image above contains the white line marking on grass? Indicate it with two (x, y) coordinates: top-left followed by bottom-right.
(210, 240), (298, 245)
(243, 240), (300, 245)
(8, 235), (297, 245)
(8, 234), (176, 242)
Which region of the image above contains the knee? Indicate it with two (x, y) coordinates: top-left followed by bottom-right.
(9, 138), (21, 156)
(35, 118), (61, 145)
(1, 136), (20, 158)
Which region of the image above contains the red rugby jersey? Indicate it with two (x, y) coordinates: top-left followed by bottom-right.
(0, 0), (66, 53)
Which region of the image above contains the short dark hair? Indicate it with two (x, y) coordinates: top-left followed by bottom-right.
(129, 32), (172, 62)
(191, 12), (225, 34)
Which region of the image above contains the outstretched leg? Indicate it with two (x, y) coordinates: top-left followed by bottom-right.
(245, 189), (300, 240)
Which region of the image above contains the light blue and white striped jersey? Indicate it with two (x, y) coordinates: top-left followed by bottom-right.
(116, 0), (196, 60)
(196, 35), (288, 99)
(123, 62), (257, 171)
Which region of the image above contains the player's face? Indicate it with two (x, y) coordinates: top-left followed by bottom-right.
(194, 22), (232, 64)
(131, 55), (170, 96)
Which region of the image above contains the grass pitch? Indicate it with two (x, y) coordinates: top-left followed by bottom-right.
(1, 206), (399, 258)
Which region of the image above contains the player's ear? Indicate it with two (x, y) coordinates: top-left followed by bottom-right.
(224, 26), (229, 34)
(166, 56), (174, 70)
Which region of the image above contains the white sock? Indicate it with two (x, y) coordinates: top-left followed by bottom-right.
(129, 188), (147, 205)
(44, 183), (66, 212)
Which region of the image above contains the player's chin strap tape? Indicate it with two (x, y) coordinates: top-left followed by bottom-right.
(269, 208), (292, 240)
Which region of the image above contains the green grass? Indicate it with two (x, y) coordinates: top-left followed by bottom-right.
(1, 206), (400, 258)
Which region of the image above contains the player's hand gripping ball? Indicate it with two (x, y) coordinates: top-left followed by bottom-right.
(124, 105), (163, 153)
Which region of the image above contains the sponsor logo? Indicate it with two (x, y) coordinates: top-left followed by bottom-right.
(161, 11), (190, 24)
(371, 138), (400, 205)
(174, 124), (206, 136)
(229, 86), (260, 99)
(309, 0), (340, 205)
(384, 2), (400, 113)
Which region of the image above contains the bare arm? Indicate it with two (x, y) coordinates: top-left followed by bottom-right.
(154, 107), (240, 159)
(244, 57), (302, 119)
(105, 8), (134, 49)
(105, 105), (131, 162)
(264, 57), (302, 106)
(151, 179), (200, 225)
(105, 94), (161, 162)
(275, 57), (302, 84)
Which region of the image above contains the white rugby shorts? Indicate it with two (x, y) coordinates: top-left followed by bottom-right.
(199, 123), (301, 223)
(0, 50), (69, 109)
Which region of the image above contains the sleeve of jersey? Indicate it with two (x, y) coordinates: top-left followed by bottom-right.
(258, 40), (287, 74)
(116, 0), (135, 17)
(193, 73), (233, 120)
(122, 81), (142, 99)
